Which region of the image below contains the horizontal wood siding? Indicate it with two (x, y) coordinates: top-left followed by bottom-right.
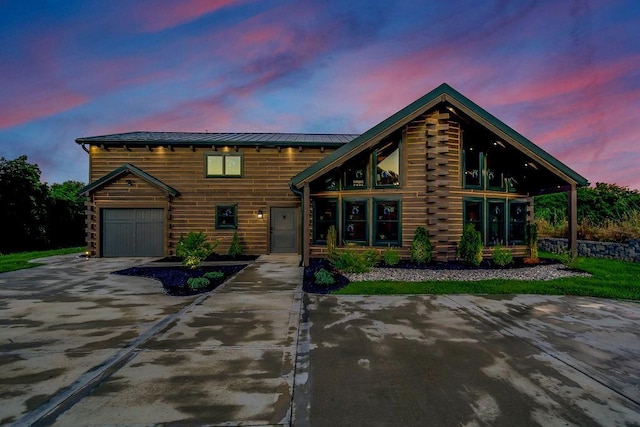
(86, 145), (333, 256)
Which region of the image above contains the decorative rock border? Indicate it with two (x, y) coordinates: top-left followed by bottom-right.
(539, 238), (640, 263)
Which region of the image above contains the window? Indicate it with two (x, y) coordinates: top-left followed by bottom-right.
(343, 156), (368, 189)
(313, 199), (337, 242)
(464, 199), (484, 241)
(374, 141), (400, 187)
(509, 201), (527, 243)
(206, 153), (242, 177)
(488, 201), (506, 246)
(486, 153), (504, 190)
(463, 146), (482, 188)
(215, 204), (237, 229)
(343, 200), (367, 243)
(374, 200), (400, 245)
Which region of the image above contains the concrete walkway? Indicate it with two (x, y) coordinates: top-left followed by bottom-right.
(1, 254), (302, 426)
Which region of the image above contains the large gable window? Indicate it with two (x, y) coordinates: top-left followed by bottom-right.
(374, 200), (400, 245)
(206, 153), (242, 177)
(343, 200), (367, 243)
(374, 141), (400, 187)
(463, 146), (482, 188)
(313, 199), (337, 242)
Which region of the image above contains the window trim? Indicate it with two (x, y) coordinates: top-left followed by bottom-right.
(462, 148), (483, 189)
(487, 199), (507, 246)
(373, 140), (401, 189)
(373, 198), (401, 246)
(312, 198), (338, 244)
(205, 152), (243, 178)
(508, 200), (528, 244)
(342, 198), (369, 244)
(215, 204), (238, 229)
(463, 197), (485, 242)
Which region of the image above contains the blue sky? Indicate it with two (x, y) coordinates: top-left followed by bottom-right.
(1, 0), (639, 188)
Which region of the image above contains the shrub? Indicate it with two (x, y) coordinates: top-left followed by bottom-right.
(176, 231), (217, 269)
(383, 247), (401, 266)
(228, 231), (242, 258)
(314, 268), (336, 286)
(203, 271), (224, 280)
(492, 245), (513, 267)
(187, 277), (210, 290)
(525, 223), (539, 261)
(363, 249), (381, 266)
(410, 226), (432, 264)
(332, 248), (377, 274)
(326, 225), (337, 263)
(458, 224), (483, 266)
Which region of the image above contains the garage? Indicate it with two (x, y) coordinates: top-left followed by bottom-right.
(102, 208), (164, 257)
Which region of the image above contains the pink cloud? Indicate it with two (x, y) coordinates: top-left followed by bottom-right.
(0, 91), (87, 129)
(131, 0), (248, 32)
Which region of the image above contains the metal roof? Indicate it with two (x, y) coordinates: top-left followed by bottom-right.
(76, 132), (359, 147)
(290, 83), (589, 189)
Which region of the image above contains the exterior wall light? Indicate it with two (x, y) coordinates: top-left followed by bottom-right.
(257, 210), (263, 219)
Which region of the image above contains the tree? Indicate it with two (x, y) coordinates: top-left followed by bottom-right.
(47, 181), (86, 248)
(0, 156), (49, 252)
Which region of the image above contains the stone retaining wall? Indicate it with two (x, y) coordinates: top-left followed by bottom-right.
(538, 238), (640, 262)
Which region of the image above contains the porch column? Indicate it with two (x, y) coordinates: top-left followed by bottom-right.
(568, 183), (578, 258)
(303, 183), (310, 267)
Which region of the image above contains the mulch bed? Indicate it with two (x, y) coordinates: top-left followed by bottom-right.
(112, 264), (247, 296)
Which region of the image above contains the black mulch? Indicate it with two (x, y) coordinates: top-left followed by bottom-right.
(152, 254), (258, 263)
(303, 257), (560, 294)
(112, 264), (247, 296)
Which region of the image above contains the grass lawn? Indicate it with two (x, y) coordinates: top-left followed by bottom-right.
(334, 254), (640, 301)
(0, 247), (84, 273)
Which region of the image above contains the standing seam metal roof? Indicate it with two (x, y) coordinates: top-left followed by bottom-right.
(75, 132), (359, 146)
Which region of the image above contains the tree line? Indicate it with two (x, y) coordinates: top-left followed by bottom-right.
(534, 182), (640, 225)
(0, 156), (86, 253)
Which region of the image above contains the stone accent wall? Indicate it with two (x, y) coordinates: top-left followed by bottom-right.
(539, 238), (640, 262)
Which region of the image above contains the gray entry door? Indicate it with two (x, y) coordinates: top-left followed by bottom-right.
(270, 207), (297, 253)
(102, 208), (164, 257)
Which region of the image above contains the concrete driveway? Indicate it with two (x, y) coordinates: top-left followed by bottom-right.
(1, 254), (640, 426)
(299, 294), (640, 426)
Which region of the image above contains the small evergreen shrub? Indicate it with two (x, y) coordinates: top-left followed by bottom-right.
(525, 223), (539, 261)
(176, 231), (217, 269)
(326, 225), (337, 263)
(228, 231), (243, 258)
(187, 277), (210, 290)
(383, 247), (401, 266)
(410, 226), (432, 264)
(363, 249), (381, 266)
(203, 271), (224, 280)
(492, 245), (513, 267)
(458, 224), (483, 266)
(314, 268), (336, 286)
(332, 248), (377, 274)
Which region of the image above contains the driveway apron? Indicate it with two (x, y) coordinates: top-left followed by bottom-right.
(1, 254), (302, 426)
(303, 294), (640, 426)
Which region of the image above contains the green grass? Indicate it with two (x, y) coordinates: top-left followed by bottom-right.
(333, 254), (640, 301)
(0, 247), (84, 273)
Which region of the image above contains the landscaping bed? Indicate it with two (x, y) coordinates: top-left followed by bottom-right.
(113, 264), (247, 296)
(152, 254), (258, 263)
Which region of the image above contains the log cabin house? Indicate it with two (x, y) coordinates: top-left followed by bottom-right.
(77, 83), (588, 265)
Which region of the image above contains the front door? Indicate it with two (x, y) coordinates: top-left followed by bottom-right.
(270, 207), (297, 253)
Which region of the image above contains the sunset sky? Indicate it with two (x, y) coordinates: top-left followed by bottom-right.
(1, 0), (639, 189)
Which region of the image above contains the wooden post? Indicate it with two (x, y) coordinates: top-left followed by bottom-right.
(568, 183), (578, 258)
(303, 183), (310, 267)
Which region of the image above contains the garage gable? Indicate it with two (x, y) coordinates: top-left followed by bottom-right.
(79, 163), (180, 197)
